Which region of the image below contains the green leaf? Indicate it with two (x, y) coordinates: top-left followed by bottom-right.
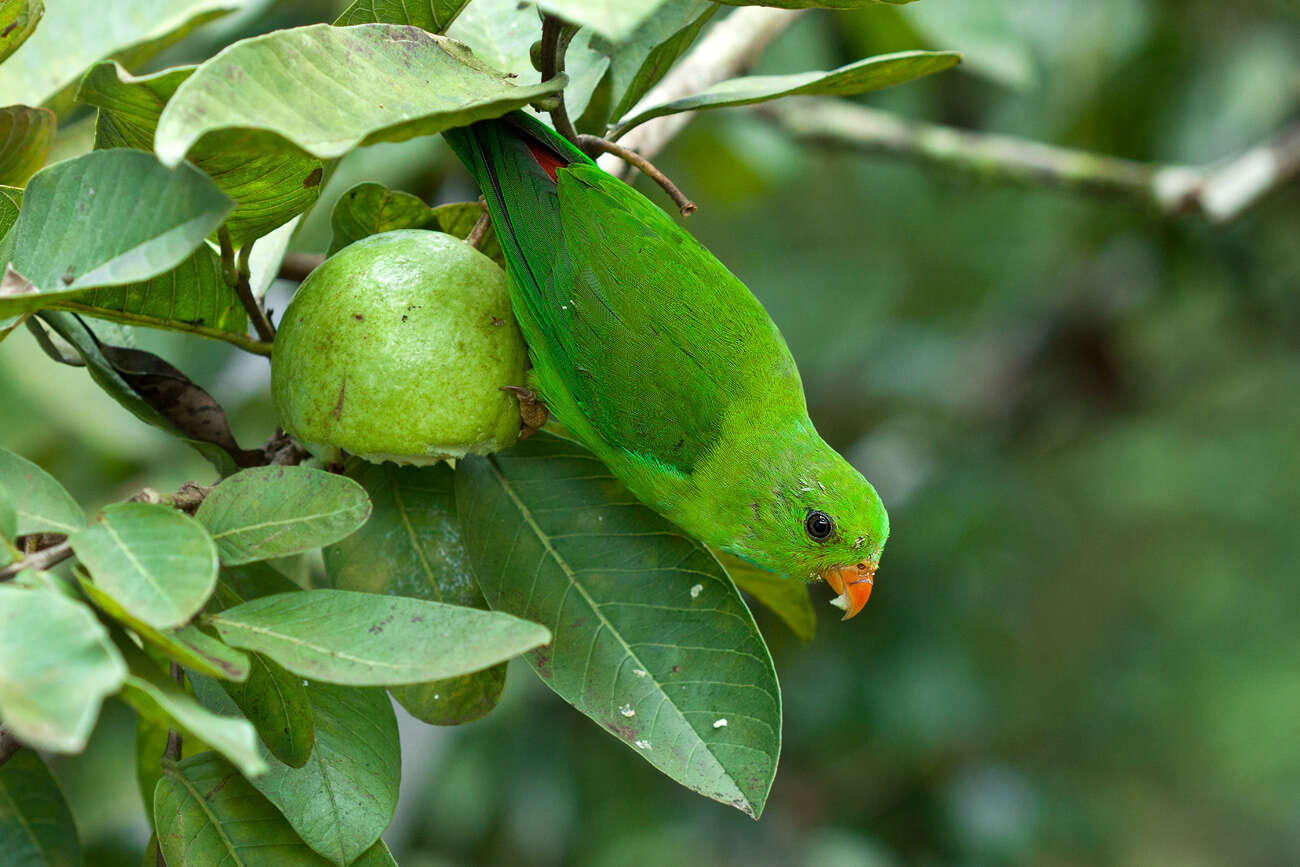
(614, 49), (963, 134)
(333, 0), (470, 32)
(192, 676), (400, 866)
(219, 561), (302, 601)
(113, 633), (266, 778)
(0, 185), (20, 240)
(0, 149), (234, 316)
(136, 710), (207, 828)
(71, 502), (219, 630)
(444, 0), (535, 73)
(50, 245), (252, 343)
(221, 653), (314, 768)
(155, 753), (333, 867)
(78, 61), (324, 247)
(0, 749), (80, 867)
(326, 183), (503, 264)
(427, 201), (504, 266)
(713, 548), (815, 643)
(324, 460), (506, 725)
(0, 0), (240, 114)
(0, 104), (55, 186)
(535, 0), (667, 41)
(32, 312), (252, 473)
(328, 182), (436, 255)
(0, 585), (126, 752)
(155, 24), (567, 167)
(390, 666), (506, 728)
(349, 841), (398, 867)
(76, 61), (191, 150)
(210, 566), (314, 767)
(0, 446), (84, 535)
(69, 502), (218, 612)
(0, 0), (42, 64)
(902, 0), (1035, 89)
(77, 572), (250, 681)
(0, 495), (15, 543)
(604, 0), (718, 124)
(455, 433), (782, 818)
(446, 0), (607, 119)
(207, 589), (551, 685)
(10, 568), (78, 599)
(195, 466), (372, 565)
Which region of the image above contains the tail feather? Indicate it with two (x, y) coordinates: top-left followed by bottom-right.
(442, 113), (593, 343)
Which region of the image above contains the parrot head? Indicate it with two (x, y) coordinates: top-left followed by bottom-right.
(723, 436), (889, 620)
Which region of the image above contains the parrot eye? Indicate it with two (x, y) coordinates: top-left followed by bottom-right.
(805, 510), (834, 541)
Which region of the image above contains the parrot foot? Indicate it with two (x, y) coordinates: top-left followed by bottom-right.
(501, 386), (549, 439)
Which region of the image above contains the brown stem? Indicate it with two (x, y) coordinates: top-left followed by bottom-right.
(578, 135), (697, 216)
(0, 539), (72, 581)
(164, 664), (184, 763)
(465, 208), (491, 248)
(221, 229), (277, 343)
(760, 98), (1300, 223)
(278, 252), (324, 283)
(539, 15), (580, 144)
(1, 478), (220, 584)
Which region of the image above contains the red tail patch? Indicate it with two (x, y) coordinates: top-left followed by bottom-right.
(527, 140), (568, 182)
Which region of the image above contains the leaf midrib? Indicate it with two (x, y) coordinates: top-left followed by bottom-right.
(163, 762), (245, 866)
(484, 455), (750, 809)
(208, 505), (357, 542)
(99, 514), (174, 616)
(0, 773), (57, 865)
(210, 615), (415, 673)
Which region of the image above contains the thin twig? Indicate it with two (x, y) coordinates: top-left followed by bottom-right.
(0, 539), (72, 581)
(760, 97), (1300, 223)
(539, 15), (580, 144)
(602, 6), (807, 175)
(278, 252), (324, 283)
(579, 135), (697, 216)
(164, 664), (184, 761)
(221, 230), (277, 343)
(465, 209), (491, 247)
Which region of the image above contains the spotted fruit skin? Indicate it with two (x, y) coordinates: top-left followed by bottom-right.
(272, 230), (526, 463)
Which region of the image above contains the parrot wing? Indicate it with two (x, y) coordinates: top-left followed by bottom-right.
(445, 114), (803, 475)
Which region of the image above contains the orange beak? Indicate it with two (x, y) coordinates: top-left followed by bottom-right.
(823, 563), (875, 620)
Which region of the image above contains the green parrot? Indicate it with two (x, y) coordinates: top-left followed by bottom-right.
(444, 112), (887, 618)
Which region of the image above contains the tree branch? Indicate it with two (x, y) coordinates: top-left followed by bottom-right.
(760, 97), (1300, 223)
(0, 539), (72, 581)
(220, 229), (277, 343)
(578, 135), (697, 216)
(602, 6), (807, 175)
(539, 14), (580, 144)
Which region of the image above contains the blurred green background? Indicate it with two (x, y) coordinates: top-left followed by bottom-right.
(3, 1), (1299, 864)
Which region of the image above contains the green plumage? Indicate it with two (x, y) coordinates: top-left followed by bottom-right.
(445, 113), (888, 590)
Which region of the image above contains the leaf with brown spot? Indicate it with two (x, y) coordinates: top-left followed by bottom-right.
(32, 312), (247, 474)
(98, 344), (264, 467)
(155, 753), (331, 867)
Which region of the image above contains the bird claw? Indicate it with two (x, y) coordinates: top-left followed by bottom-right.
(501, 385), (549, 438)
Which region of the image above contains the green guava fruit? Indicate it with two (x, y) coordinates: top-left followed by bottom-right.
(272, 229), (526, 464)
